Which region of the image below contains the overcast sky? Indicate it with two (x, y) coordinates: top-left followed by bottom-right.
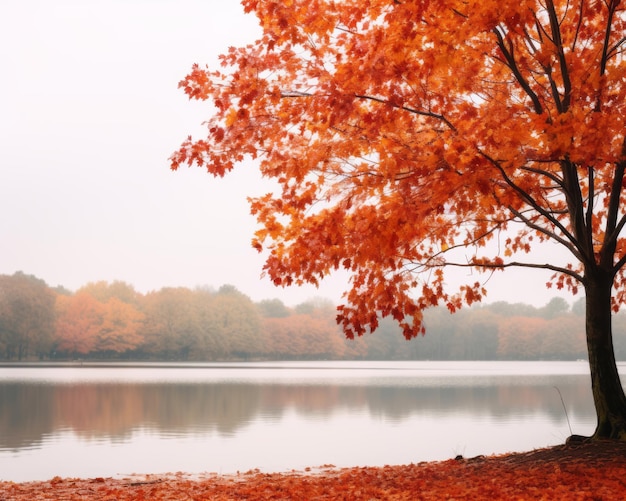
(0, 0), (573, 307)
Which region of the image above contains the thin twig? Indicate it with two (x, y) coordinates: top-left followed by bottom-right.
(554, 386), (573, 436)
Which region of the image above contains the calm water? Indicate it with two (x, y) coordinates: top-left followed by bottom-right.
(0, 360), (610, 481)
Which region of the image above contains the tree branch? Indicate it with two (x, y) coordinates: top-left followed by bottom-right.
(605, 161), (625, 240)
(507, 205), (581, 261)
(442, 259), (584, 283)
(546, 0), (572, 110)
(608, 212), (626, 266)
(571, 0), (584, 52)
(353, 93), (457, 131)
(493, 27), (543, 114)
(607, 36), (626, 60)
(519, 165), (564, 189)
(479, 151), (580, 254)
(281, 90), (457, 131)
(603, 152), (626, 270)
(614, 250), (626, 274)
(586, 166), (595, 244)
(600, 0), (619, 76)
(561, 159), (595, 266)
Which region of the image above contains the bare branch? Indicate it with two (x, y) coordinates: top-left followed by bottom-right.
(607, 36), (626, 60)
(519, 165), (564, 188)
(442, 259), (584, 283)
(479, 151), (580, 254)
(608, 212), (626, 262)
(507, 205), (582, 261)
(281, 90), (315, 98)
(614, 251), (626, 273)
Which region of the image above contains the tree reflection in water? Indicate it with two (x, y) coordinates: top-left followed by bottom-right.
(0, 362), (599, 480)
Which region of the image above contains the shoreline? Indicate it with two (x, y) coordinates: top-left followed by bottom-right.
(2, 442), (626, 500)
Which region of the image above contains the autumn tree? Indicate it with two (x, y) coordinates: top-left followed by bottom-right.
(79, 280), (141, 306)
(54, 292), (105, 357)
(95, 298), (145, 355)
(140, 287), (206, 359)
(211, 285), (262, 358)
(542, 315), (586, 359)
(0, 272), (56, 359)
(418, 307), (501, 360)
(172, 1), (626, 439)
(497, 317), (549, 359)
(262, 314), (345, 359)
(357, 317), (411, 360)
(257, 298), (292, 318)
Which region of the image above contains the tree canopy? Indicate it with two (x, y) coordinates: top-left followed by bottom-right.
(172, 1), (626, 439)
(172, 0), (624, 336)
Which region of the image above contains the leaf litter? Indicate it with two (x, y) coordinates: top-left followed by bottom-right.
(1, 441), (625, 500)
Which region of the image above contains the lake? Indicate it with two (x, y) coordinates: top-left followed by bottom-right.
(0, 360), (610, 482)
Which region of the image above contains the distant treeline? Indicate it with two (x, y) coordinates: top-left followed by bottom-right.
(2, 271), (625, 361)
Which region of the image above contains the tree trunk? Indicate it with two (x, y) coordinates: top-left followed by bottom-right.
(585, 270), (626, 439)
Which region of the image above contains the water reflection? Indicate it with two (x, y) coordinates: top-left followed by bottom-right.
(0, 362), (600, 480)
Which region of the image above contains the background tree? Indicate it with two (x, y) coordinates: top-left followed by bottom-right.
(0, 272), (56, 359)
(55, 292), (104, 357)
(79, 281), (140, 306)
(211, 285), (262, 358)
(262, 314), (345, 359)
(542, 316), (586, 359)
(420, 307), (501, 360)
(192, 287), (230, 359)
(94, 298), (145, 356)
(358, 317), (411, 360)
(497, 317), (548, 360)
(173, 1), (626, 439)
(140, 287), (205, 360)
(539, 297), (571, 319)
(258, 298), (292, 318)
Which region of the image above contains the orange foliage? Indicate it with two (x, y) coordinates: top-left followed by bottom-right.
(95, 298), (144, 353)
(497, 317), (548, 359)
(172, 0), (626, 339)
(497, 314), (587, 359)
(262, 314), (345, 358)
(54, 282), (145, 355)
(2, 442), (626, 500)
(55, 292), (104, 355)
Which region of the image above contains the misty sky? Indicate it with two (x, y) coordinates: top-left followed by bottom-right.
(0, 0), (572, 307)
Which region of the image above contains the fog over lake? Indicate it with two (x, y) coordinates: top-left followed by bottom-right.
(0, 361), (606, 481)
